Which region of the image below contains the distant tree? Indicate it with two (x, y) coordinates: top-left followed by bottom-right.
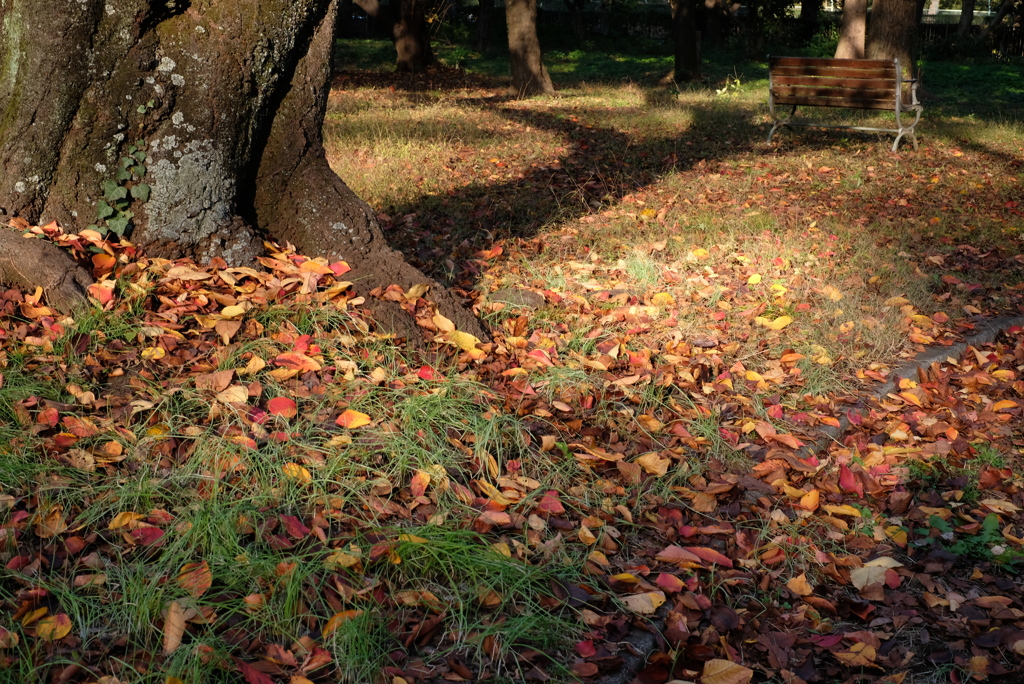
(701, 0), (736, 49)
(354, 0), (436, 72)
(564, 0), (588, 43)
(977, 0), (1020, 42)
(865, 0), (919, 75)
(957, 0), (976, 36)
(835, 0), (867, 58)
(506, 0), (556, 95)
(671, 0), (701, 81)
(800, 0), (823, 33)
(476, 0), (497, 50)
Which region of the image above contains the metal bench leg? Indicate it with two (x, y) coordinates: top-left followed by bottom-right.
(767, 105), (796, 143)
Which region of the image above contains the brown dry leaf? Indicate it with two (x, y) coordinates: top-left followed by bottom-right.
(163, 601), (186, 654)
(701, 659), (753, 684)
(834, 642), (879, 668)
(35, 504), (68, 538)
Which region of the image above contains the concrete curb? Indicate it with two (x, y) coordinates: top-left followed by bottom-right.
(795, 315), (1024, 461)
(597, 314), (1024, 684)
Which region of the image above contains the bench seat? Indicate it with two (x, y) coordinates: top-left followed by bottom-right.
(767, 56), (923, 152)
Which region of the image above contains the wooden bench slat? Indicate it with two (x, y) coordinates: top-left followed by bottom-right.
(773, 86), (897, 102)
(773, 95), (900, 110)
(772, 75), (898, 89)
(772, 66), (896, 79)
(770, 57), (895, 68)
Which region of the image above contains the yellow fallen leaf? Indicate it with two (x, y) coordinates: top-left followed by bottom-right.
(691, 248), (710, 259)
(323, 610), (363, 636)
(282, 463), (311, 484)
(108, 512), (146, 530)
(823, 285), (843, 301)
(163, 601), (185, 655)
(822, 504), (862, 517)
(447, 330), (481, 353)
(636, 452), (670, 477)
(993, 399), (1018, 411)
(215, 385), (249, 404)
(325, 549), (361, 569)
(651, 292), (675, 307)
(141, 346), (166, 360)
(220, 305), (246, 318)
(36, 614), (72, 642)
(432, 314), (455, 333)
(701, 659), (754, 684)
(622, 591), (666, 614)
(787, 573), (814, 596)
(336, 409), (371, 428)
(747, 273), (762, 285)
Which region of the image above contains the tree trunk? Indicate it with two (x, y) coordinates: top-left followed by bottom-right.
(506, 0), (556, 96)
(957, 0), (976, 36)
(977, 0), (1017, 41)
(476, 0), (496, 50)
(835, 0), (868, 58)
(801, 0), (824, 32)
(865, 0), (920, 76)
(0, 0), (484, 339)
(671, 0), (701, 81)
(393, 0), (436, 72)
(563, 0), (587, 43)
(701, 0), (734, 49)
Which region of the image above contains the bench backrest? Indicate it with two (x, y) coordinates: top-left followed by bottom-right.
(769, 57), (902, 110)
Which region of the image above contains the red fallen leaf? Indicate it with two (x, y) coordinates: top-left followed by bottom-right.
(235, 658), (275, 684)
(537, 490), (565, 514)
(656, 573), (687, 593)
(87, 281), (115, 305)
(52, 433), (79, 449)
(129, 527), (165, 546)
(572, 662), (599, 677)
(410, 470), (430, 498)
(576, 640), (598, 658)
(266, 397), (297, 419)
(280, 515), (311, 539)
(683, 546), (733, 568)
(839, 465), (864, 498)
(329, 261), (351, 276)
(767, 404), (784, 420)
(810, 634), (845, 648)
(417, 365), (443, 381)
(655, 545), (703, 566)
(273, 352), (321, 372)
(268, 431), (292, 443)
(177, 561), (213, 598)
(36, 407), (59, 427)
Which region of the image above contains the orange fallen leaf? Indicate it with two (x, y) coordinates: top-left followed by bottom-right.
(177, 561), (212, 598)
(335, 409), (371, 429)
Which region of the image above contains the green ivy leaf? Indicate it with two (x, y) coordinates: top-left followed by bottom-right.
(106, 215), (130, 237)
(132, 164), (146, 179)
(133, 151), (147, 163)
(130, 183), (151, 202)
(102, 181), (127, 201)
(96, 200), (115, 220)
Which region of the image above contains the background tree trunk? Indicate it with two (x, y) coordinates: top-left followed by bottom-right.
(835, 0), (868, 58)
(563, 0), (587, 44)
(701, 0), (735, 49)
(978, 0), (1018, 42)
(671, 0), (701, 81)
(475, 0), (497, 50)
(958, 0), (976, 36)
(393, 0), (436, 72)
(865, 0), (920, 76)
(506, 0), (556, 96)
(0, 0), (484, 338)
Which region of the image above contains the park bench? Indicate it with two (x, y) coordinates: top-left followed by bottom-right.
(766, 56), (923, 152)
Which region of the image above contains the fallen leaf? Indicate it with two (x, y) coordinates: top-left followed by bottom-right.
(177, 561), (213, 597)
(622, 591), (666, 614)
(701, 659), (753, 684)
(335, 409), (371, 428)
(163, 601), (186, 654)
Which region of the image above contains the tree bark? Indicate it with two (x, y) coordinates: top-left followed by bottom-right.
(701, 0), (735, 49)
(865, 0), (920, 76)
(475, 0), (496, 50)
(506, 0), (556, 97)
(0, 0), (484, 339)
(957, 0), (976, 36)
(835, 0), (868, 58)
(671, 0), (701, 82)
